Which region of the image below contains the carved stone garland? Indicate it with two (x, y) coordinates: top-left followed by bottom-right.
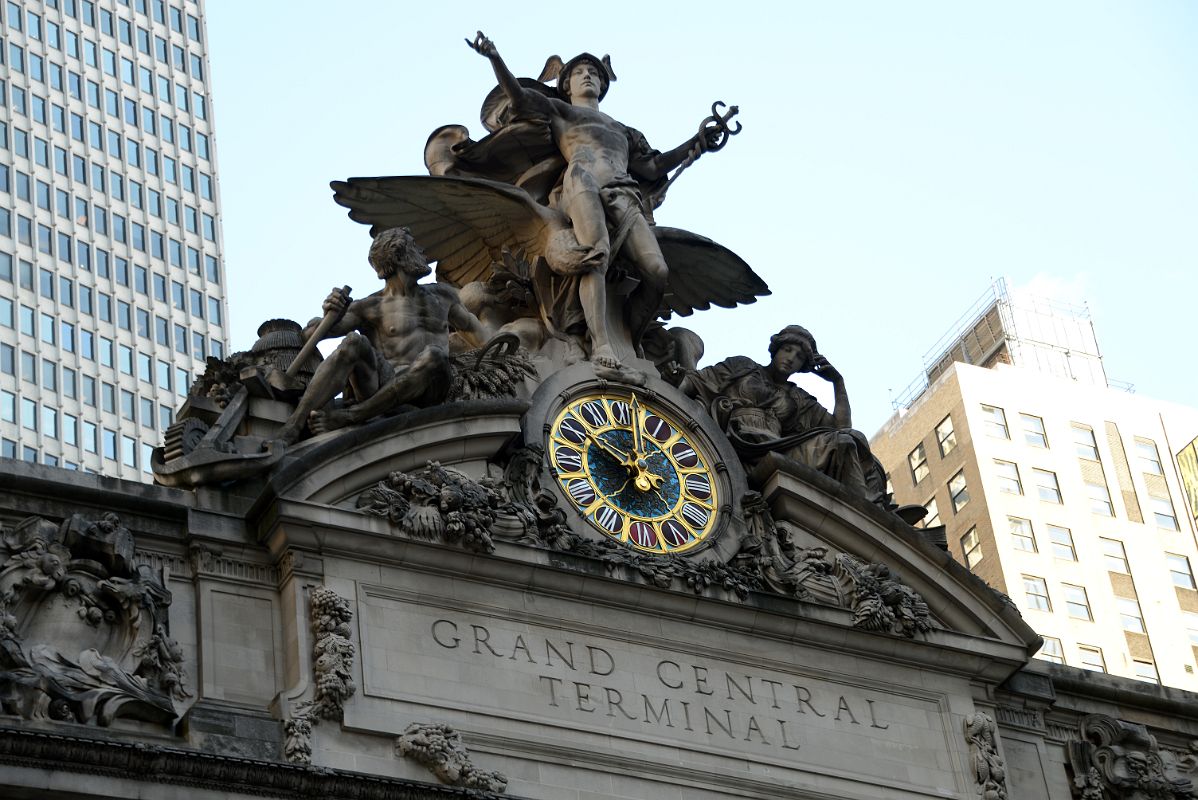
(964, 712), (1009, 800)
(0, 513), (190, 727)
(1068, 714), (1195, 799)
(396, 722), (508, 793)
(284, 587), (356, 764)
(353, 449), (935, 638)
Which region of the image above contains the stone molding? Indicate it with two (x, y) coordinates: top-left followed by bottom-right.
(0, 725), (504, 799)
(396, 722), (508, 793)
(189, 543), (280, 586)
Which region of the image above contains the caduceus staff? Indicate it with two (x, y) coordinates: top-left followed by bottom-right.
(651, 101), (742, 208)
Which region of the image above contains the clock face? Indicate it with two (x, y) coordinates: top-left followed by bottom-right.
(547, 391), (719, 554)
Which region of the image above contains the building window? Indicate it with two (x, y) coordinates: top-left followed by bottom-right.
(935, 415), (957, 457)
(1167, 553), (1196, 590)
(1037, 637), (1064, 664)
(1184, 612), (1198, 647)
(1008, 517), (1037, 552)
(1020, 413), (1048, 448)
(1151, 496), (1179, 531)
(1134, 438), (1164, 475)
(909, 442), (929, 485)
(981, 405), (1009, 439)
(1077, 646), (1106, 673)
(1086, 480), (1114, 517)
(994, 460), (1023, 494)
(1047, 525), (1076, 561)
(1023, 576), (1050, 611)
(1117, 597), (1146, 633)
(949, 471), (969, 513)
(1132, 660), (1159, 684)
(1071, 423), (1100, 460)
(1101, 538), (1129, 573)
(1032, 469), (1062, 504)
(922, 497), (940, 528)
(961, 528), (982, 569)
(1062, 584), (1092, 621)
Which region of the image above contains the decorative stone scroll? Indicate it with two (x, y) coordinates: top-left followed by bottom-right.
(284, 587), (356, 764)
(964, 712), (1009, 800)
(1068, 714), (1195, 799)
(396, 722), (508, 793)
(0, 513), (190, 727)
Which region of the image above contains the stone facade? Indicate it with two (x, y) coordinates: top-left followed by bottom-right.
(2, 403), (1197, 799)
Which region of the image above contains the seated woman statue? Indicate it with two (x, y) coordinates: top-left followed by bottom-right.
(673, 325), (888, 506)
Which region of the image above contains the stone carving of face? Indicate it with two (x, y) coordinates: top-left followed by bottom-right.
(567, 61), (603, 100)
(369, 229), (431, 280)
(772, 338), (814, 376)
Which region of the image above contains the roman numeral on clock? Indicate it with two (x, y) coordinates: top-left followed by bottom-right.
(555, 446), (583, 473)
(684, 474), (712, 499)
(593, 505), (622, 532)
(609, 401), (631, 426)
(566, 478), (596, 506)
(681, 502), (709, 528)
(558, 417), (587, 444)
(580, 401), (609, 427)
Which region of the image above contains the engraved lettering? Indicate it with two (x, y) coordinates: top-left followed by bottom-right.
(835, 696), (860, 724)
(777, 719), (802, 750)
(744, 715), (770, 745)
(539, 675), (563, 707)
(509, 634), (536, 663)
(545, 640), (576, 671)
(431, 619), (460, 649)
(643, 696), (673, 727)
(793, 685), (826, 717)
(867, 699), (890, 730)
(605, 687), (638, 720)
(586, 645), (614, 676)
(760, 678), (783, 709)
(680, 700), (694, 731)
(693, 665), (714, 696)
(725, 673), (755, 704)
(657, 660), (683, 689)
(574, 681), (595, 713)
(703, 707), (735, 739)
(471, 624), (503, 657)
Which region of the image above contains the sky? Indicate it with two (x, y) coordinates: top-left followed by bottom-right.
(204, 1), (1198, 436)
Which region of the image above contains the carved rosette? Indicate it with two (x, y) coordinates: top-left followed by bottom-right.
(284, 586), (357, 764)
(964, 712), (1009, 800)
(0, 514), (190, 727)
(396, 722), (507, 793)
(1068, 714), (1195, 799)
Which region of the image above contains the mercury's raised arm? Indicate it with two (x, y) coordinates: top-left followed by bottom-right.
(466, 31), (525, 106)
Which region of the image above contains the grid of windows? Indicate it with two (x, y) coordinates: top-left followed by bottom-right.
(1101, 538), (1129, 573)
(1062, 584), (1092, 621)
(1046, 525), (1076, 561)
(1118, 597), (1146, 633)
(1086, 480), (1114, 516)
(0, 1), (224, 477)
(994, 459), (1023, 495)
(908, 442), (929, 485)
(1071, 423), (1099, 460)
(1032, 468), (1062, 504)
(948, 470), (969, 513)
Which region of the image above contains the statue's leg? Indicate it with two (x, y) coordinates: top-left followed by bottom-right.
(561, 169), (618, 369)
(275, 333), (374, 445)
(622, 217), (669, 347)
(326, 346), (452, 425)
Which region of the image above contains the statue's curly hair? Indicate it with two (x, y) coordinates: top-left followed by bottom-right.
(768, 325), (816, 358)
(369, 227), (431, 278)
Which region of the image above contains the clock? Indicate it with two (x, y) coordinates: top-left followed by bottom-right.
(547, 390), (719, 554)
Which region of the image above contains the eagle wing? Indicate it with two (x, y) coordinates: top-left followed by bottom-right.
(330, 176), (558, 287)
(653, 227), (770, 317)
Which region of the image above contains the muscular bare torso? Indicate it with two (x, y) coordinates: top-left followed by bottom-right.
(354, 285), (453, 367)
(551, 102), (632, 187)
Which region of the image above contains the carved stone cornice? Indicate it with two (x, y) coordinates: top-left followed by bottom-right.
(188, 543), (279, 586)
(0, 725), (505, 798)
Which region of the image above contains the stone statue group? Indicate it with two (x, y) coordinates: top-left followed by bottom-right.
(153, 32), (893, 512)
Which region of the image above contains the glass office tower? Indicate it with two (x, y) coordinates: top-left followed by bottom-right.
(0, 0), (225, 480)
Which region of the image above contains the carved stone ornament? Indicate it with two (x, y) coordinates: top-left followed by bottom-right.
(284, 587), (356, 764)
(964, 712), (1009, 800)
(0, 513), (190, 727)
(396, 722), (508, 793)
(1068, 713), (1196, 799)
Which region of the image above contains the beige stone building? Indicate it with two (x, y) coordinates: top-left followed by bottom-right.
(872, 282), (1198, 690)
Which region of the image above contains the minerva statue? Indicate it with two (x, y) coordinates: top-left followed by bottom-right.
(331, 32), (767, 382)
(673, 325), (891, 506)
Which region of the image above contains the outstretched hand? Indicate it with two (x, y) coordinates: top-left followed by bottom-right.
(466, 30), (497, 58)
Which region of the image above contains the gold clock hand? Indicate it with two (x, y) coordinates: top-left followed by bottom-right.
(586, 430), (633, 466)
(630, 393), (646, 458)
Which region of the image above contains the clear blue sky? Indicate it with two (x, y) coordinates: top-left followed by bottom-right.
(205, 1), (1198, 435)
